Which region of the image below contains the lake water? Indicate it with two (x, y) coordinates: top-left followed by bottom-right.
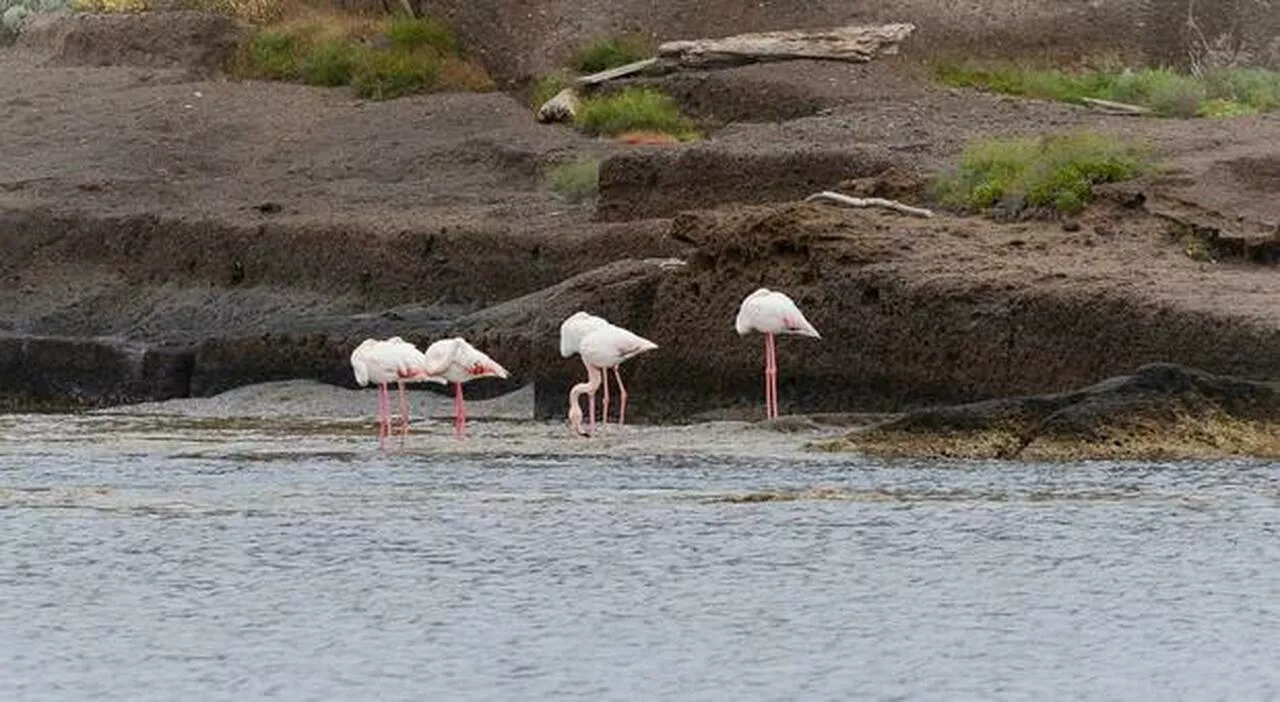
(2, 398), (1279, 701)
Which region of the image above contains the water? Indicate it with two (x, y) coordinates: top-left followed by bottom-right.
(3, 405), (1280, 701)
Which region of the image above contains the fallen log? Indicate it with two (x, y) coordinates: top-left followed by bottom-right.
(1080, 97), (1152, 116)
(805, 191), (934, 218)
(535, 87), (580, 124)
(657, 23), (916, 68)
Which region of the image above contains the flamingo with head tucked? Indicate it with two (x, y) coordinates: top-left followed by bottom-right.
(559, 311), (611, 431)
(350, 337), (443, 448)
(421, 337), (510, 439)
(735, 288), (820, 420)
(567, 322), (658, 437)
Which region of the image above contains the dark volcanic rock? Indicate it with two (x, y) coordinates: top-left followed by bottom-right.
(0, 334), (193, 410)
(829, 363), (1280, 460)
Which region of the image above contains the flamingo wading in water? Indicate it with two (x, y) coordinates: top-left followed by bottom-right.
(421, 337), (510, 439)
(350, 337), (443, 448)
(567, 322), (658, 436)
(559, 311), (611, 432)
(735, 288), (820, 420)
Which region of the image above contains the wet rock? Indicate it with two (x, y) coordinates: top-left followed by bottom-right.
(827, 363), (1280, 460)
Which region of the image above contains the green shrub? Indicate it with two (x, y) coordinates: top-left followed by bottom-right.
(352, 49), (439, 100)
(1108, 68), (1206, 118)
(300, 39), (359, 86)
(240, 28), (305, 79)
(546, 156), (600, 204)
(571, 34), (651, 73)
(1203, 67), (1280, 111)
(933, 131), (1147, 216)
(385, 15), (458, 55)
(574, 87), (695, 138)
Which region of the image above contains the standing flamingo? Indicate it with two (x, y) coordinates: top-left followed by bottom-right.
(735, 288), (821, 420)
(350, 337), (443, 448)
(559, 311), (611, 432)
(567, 322), (658, 437)
(421, 337), (510, 439)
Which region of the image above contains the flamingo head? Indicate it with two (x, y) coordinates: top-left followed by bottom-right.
(567, 399), (590, 437)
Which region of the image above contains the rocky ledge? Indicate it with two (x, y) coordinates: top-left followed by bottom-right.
(823, 363), (1280, 461)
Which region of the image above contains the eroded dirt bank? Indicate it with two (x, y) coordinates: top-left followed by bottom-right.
(6, 8), (1280, 450)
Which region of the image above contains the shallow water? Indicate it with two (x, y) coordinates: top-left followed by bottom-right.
(3, 405), (1280, 702)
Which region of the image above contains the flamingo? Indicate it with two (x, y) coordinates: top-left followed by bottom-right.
(559, 311), (611, 432)
(350, 337), (443, 448)
(735, 288), (820, 420)
(421, 337), (510, 439)
(567, 322), (658, 437)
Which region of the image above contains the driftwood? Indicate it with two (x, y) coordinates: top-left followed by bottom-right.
(805, 191), (935, 219)
(657, 23), (916, 68)
(576, 58), (661, 86)
(536, 88), (581, 124)
(536, 23), (914, 121)
(1080, 97), (1152, 116)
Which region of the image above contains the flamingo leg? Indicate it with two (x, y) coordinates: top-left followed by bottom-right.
(767, 332), (779, 420)
(586, 363), (597, 435)
(614, 367), (628, 427)
(602, 366), (611, 425)
(454, 382), (467, 440)
(763, 334), (779, 420)
(377, 382), (389, 449)
(397, 379), (410, 440)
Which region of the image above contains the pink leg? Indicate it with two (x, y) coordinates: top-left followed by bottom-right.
(614, 367), (628, 426)
(377, 382), (389, 449)
(762, 335), (772, 419)
(588, 367), (597, 435)
(398, 379), (410, 439)
(767, 333), (779, 419)
(602, 367), (611, 425)
(454, 382), (466, 440)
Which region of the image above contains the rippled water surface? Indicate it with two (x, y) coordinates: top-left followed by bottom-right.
(3, 410), (1280, 701)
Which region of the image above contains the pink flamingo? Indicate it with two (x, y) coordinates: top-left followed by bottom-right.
(350, 337), (442, 448)
(421, 337), (510, 439)
(735, 288), (820, 420)
(559, 311), (611, 432)
(567, 322), (658, 437)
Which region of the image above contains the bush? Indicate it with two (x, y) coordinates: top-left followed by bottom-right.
(571, 34), (651, 73)
(933, 131), (1147, 216)
(352, 49), (438, 100)
(1108, 68), (1206, 118)
(384, 15), (458, 55)
(574, 87), (696, 138)
(229, 10), (493, 101)
(546, 156), (600, 204)
(299, 38), (358, 86)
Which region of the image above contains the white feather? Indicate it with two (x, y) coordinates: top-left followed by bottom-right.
(559, 311), (611, 358)
(734, 287), (820, 338)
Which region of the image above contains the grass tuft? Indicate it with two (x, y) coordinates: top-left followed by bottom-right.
(229, 9), (493, 101)
(571, 34), (651, 74)
(530, 69), (575, 108)
(932, 59), (1280, 119)
(574, 87), (697, 139)
(546, 156), (601, 204)
(933, 131), (1147, 216)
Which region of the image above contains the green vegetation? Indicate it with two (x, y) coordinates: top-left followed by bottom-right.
(546, 156), (601, 204)
(571, 33), (651, 73)
(932, 131), (1147, 216)
(231, 13), (493, 100)
(529, 69), (575, 109)
(932, 60), (1280, 118)
(574, 87), (697, 139)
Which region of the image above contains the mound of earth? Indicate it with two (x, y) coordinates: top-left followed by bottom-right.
(824, 363), (1280, 460)
(17, 11), (243, 76)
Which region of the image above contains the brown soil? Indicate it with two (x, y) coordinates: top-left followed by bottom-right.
(6, 8), (1280, 430)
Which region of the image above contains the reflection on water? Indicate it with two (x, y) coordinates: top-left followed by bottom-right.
(2, 413), (1279, 701)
